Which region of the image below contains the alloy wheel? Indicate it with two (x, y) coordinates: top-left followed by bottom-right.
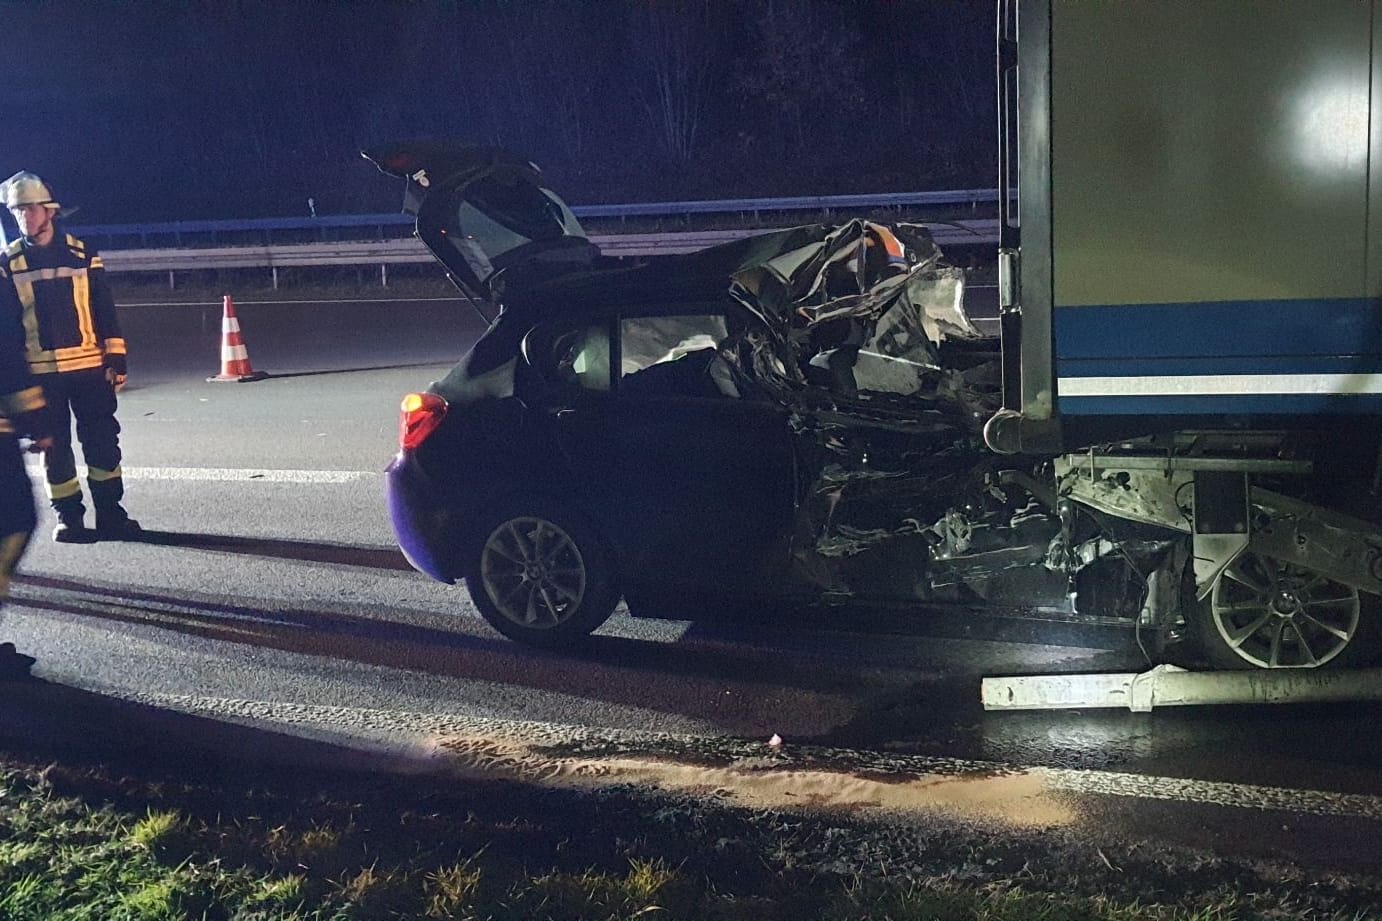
(479, 516), (588, 629)
(1208, 551), (1359, 668)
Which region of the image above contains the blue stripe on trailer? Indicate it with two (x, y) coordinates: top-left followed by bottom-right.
(1053, 297), (1382, 415)
(1054, 298), (1382, 360)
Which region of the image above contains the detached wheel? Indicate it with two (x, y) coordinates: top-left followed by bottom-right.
(465, 501), (620, 648)
(1195, 551), (1381, 669)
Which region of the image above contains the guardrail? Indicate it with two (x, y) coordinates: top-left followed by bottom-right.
(68, 189), (1006, 248)
(100, 220), (1000, 289)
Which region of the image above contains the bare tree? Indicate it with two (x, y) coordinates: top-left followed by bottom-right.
(483, 3), (622, 170)
(733, 0), (866, 156)
(879, 0), (995, 184)
(629, 0), (719, 166)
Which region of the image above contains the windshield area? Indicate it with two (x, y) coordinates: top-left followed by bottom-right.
(453, 173), (582, 246)
(620, 314), (742, 400)
(435, 171), (589, 293)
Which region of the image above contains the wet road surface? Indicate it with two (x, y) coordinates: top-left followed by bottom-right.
(3, 296), (1382, 879)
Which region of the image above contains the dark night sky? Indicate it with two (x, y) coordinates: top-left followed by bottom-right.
(1, 0), (993, 224)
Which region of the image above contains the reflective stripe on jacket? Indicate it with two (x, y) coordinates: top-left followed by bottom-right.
(0, 263), (46, 435)
(4, 234), (125, 375)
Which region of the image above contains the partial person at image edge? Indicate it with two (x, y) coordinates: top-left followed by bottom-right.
(0, 170), (139, 543)
(0, 250), (54, 678)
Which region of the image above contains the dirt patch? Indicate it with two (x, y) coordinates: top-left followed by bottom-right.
(433, 734), (1074, 828)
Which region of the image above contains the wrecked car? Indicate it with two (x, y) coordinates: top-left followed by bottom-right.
(363, 142), (1376, 670)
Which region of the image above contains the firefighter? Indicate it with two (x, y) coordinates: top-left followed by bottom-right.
(0, 260), (52, 679)
(1, 171), (138, 542)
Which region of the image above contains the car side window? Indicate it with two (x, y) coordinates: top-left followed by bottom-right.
(551, 324), (612, 392)
(618, 314), (739, 399)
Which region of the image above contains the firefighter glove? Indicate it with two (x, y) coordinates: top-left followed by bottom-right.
(104, 353), (128, 390)
(11, 407), (54, 452)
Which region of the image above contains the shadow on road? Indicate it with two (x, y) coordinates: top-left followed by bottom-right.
(23, 575), (1382, 782)
(11, 574), (941, 739)
(129, 529), (414, 571)
(0, 678), (425, 777)
(15, 574), (483, 650)
(121, 360), (454, 391)
(250, 360), (458, 381)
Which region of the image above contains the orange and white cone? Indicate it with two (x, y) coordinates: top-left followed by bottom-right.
(207, 295), (268, 383)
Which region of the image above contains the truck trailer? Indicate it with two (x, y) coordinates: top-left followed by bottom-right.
(988, 0), (1382, 671)
(368, 8), (1382, 677)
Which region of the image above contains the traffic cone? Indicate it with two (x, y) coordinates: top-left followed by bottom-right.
(207, 295), (268, 383)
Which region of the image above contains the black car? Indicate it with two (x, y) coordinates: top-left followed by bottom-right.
(364, 142), (1171, 651)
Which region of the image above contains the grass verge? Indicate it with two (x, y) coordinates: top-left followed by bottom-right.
(0, 746), (1377, 920)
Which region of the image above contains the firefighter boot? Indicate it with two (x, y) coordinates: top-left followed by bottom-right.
(90, 477), (141, 541)
(51, 495), (95, 544)
(0, 642), (35, 681)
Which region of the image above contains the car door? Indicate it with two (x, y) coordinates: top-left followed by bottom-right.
(529, 308), (799, 595)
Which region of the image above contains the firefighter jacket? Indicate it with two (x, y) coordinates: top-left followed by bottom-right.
(0, 265), (47, 436)
(2, 233), (126, 376)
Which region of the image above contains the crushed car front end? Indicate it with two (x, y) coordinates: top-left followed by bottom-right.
(367, 140), (1191, 654)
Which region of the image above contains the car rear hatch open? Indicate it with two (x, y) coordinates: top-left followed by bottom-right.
(362, 141), (598, 305)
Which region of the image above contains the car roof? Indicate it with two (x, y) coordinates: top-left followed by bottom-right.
(503, 258), (729, 314)
(497, 223), (838, 319)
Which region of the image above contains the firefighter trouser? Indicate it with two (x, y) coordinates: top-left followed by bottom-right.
(37, 369), (123, 518)
(0, 435), (36, 600)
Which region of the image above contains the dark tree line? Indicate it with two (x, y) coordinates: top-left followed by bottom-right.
(2, 0), (994, 223)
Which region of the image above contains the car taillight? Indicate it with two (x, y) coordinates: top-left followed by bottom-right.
(399, 392), (447, 451)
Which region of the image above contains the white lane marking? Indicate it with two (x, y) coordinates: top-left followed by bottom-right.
(23, 462), (379, 484)
(131, 693), (1382, 822)
(121, 297), (467, 308)
(122, 466), (379, 484)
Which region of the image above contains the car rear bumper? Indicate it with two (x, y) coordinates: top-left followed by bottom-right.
(385, 451), (457, 584)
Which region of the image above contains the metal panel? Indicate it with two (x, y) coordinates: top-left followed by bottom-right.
(1371, 4), (1382, 298)
(1018, 0), (1055, 420)
(1052, 0), (1372, 308)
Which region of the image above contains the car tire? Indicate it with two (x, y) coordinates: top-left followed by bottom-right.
(1192, 550), (1382, 669)
(464, 499), (620, 648)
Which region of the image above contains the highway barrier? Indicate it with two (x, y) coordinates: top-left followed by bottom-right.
(99, 220), (1000, 290)
(69, 188), (1006, 248)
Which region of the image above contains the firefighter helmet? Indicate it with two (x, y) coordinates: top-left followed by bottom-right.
(1, 171), (60, 211)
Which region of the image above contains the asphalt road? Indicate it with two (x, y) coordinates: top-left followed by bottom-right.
(6, 296), (1382, 879)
